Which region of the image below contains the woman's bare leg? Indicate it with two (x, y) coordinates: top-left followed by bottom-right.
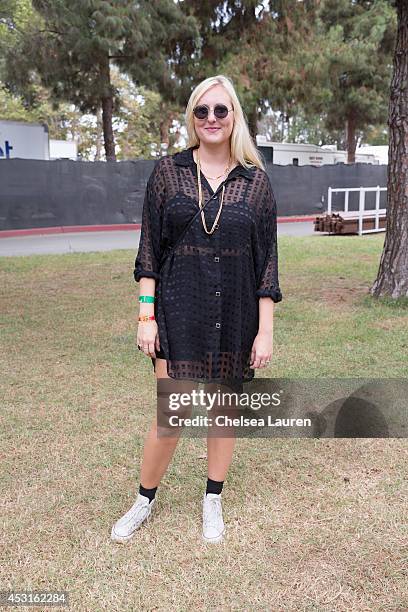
(205, 382), (237, 481)
(139, 358), (191, 488)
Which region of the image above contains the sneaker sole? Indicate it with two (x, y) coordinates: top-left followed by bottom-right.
(202, 529), (225, 544)
(111, 528), (135, 543)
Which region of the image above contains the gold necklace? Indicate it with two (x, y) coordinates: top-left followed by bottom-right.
(201, 161), (231, 180)
(203, 169), (229, 180)
(194, 149), (231, 180)
(197, 152), (226, 235)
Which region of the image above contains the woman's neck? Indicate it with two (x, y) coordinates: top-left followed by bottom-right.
(195, 141), (232, 167)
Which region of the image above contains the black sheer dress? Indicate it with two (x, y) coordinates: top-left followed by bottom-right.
(134, 145), (282, 384)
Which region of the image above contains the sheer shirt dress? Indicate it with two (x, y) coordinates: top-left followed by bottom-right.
(133, 145), (283, 385)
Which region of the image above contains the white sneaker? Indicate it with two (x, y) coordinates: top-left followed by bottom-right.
(111, 493), (155, 543)
(202, 492), (225, 543)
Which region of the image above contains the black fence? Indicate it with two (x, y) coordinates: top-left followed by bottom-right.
(0, 158), (388, 231)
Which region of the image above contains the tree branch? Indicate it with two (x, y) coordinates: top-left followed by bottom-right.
(37, 28), (66, 36)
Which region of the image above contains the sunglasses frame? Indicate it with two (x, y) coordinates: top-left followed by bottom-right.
(193, 103), (234, 120)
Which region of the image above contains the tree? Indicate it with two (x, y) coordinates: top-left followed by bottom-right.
(179, 0), (267, 137)
(4, 0), (198, 161)
(370, 0), (408, 300)
(112, 68), (183, 160)
(179, 0), (395, 157)
(314, 0), (396, 162)
(0, 0), (33, 83)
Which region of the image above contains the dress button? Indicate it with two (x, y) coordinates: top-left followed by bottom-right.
(215, 323), (221, 328)
(215, 223), (219, 229)
(214, 256), (220, 262)
(215, 291), (220, 296)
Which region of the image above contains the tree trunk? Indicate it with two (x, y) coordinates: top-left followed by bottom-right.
(370, 0), (408, 300)
(246, 106), (259, 141)
(160, 116), (170, 148)
(160, 108), (174, 155)
(101, 95), (115, 161)
(346, 112), (357, 164)
(95, 106), (103, 161)
(100, 58), (116, 161)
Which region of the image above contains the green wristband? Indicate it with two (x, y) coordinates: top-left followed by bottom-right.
(139, 295), (155, 303)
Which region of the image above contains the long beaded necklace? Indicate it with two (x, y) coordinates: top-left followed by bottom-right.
(196, 150), (231, 235)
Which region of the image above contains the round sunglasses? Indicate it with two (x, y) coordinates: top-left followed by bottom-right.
(193, 104), (234, 120)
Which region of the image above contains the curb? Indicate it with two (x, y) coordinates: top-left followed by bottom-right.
(0, 216), (316, 239)
(277, 215), (316, 223)
(0, 224), (142, 238)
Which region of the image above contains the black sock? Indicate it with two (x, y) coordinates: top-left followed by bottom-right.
(206, 477), (224, 496)
(139, 483), (158, 503)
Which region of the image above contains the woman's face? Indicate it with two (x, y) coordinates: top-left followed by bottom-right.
(193, 84), (234, 147)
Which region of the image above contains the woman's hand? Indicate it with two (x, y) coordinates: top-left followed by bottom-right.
(250, 331), (273, 369)
(137, 321), (161, 358)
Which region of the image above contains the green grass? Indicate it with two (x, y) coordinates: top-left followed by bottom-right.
(1, 235), (407, 611)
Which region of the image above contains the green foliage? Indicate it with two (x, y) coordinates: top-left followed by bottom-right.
(178, 0), (396, 149)
(111, 69), (163, 160)
(2, 0), (199, 158)
(315, 0), (397, 134)
(0, 85), (30, 122)
(0, 0), (399, 157)
(0, 0), (34, 81)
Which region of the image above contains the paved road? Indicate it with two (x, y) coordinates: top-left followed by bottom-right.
(0, 222), (318, 257)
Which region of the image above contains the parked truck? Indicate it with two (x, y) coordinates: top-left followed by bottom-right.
(256, 135), (382, 166)
(0, 119), (50, 160)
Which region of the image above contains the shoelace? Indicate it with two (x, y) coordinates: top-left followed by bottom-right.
(126, 501), (150, 527)
(204, 498), (222, 528)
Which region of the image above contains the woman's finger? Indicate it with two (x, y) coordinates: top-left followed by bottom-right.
(253, 357), (261, 369)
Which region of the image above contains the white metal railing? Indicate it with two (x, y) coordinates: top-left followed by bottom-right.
(327, 186), (387, 235)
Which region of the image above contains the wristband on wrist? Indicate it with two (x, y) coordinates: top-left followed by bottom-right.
(139, 295), (155, 303)
(138, 315), (155, 322)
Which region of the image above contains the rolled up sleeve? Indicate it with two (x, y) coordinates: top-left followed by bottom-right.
(133, 160), (165, 283)
(255, 174), (283, 303)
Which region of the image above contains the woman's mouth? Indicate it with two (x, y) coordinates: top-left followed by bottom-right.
(205, 127), (221, 132)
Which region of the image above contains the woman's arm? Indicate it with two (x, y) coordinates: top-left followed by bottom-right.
(250, 173), (281, 369)
(250, 298), (274, 370)
(138, 278), (156, 318)
(134, 159), (166, 358)
(258, 297), (274, 334)
(255, 174), (282, 304)
(137, 277), (160, 358)
(134, 161), (165, 284)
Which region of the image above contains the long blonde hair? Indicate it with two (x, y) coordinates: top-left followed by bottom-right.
(185, 74), (265, 171)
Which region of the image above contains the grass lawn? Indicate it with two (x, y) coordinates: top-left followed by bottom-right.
(1, 234), (407, 611)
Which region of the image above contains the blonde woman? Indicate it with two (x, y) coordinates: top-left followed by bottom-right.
(111, 74), (282, 544)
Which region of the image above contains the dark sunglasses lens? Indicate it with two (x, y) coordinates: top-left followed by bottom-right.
(214, 105), (229, 118)
(194, 106), (208, 119)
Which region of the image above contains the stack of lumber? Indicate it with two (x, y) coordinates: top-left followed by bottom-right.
(314, 210), (387, 234)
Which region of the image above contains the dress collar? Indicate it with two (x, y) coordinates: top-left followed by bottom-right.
(173, 145), (255, 181)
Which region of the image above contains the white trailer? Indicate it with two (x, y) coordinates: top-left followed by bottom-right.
(256, 136), (380, 166)
(0, 119), (50, 160)
(49, 138), (78, 160)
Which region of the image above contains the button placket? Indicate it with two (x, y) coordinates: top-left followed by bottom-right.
(211, 208), (222, 338)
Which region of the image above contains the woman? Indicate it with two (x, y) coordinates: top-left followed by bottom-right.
(111, 74), (282, 544)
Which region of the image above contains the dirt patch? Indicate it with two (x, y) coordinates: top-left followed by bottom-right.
(318, 283), (372, 306)
(371, 317), (407, 331)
